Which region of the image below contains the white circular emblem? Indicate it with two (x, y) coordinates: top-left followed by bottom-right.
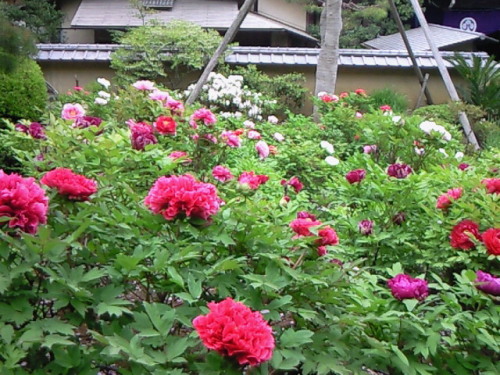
(460, 17), (477, 32)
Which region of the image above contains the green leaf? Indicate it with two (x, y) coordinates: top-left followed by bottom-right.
(391, 345), (409, 367)
(167, 266), (184, 288)
(280, 329), (314, 348)
(403, 299), (418, 312)
(187, 274), (202, 299)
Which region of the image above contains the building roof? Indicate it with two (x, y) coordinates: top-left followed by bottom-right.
(363, 24), (492, 51)
(36, 44), (490, 68)
(71, 0), (315, 41)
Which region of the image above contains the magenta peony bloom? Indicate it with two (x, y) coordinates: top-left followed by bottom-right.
(387, 274), (429, 301)
(255, 140), (270, 160)
(41, 168), (97, 201)
(481, 178), (500, 195)
(193, 298), (275, 366)
(212, 166), (234, 183)
(289, 218), (321, 237)
(0, 170), (48, 234)
(73, 116), (103, 129)
(345, 169), (366, 184)
(450, 219), (482, 250)
(436, 188), (463, 210)
(297, 211), (317, 221)
(458, 163), (470, 171)
(316, 226), (339, 246)
(482, 228), (500, 256)
(189, 108), (217, 129)
(363, 145), (377, 154)
(475, 271), (500, 296)
(132, 80), (155, 90)
(61, 103), (85, 120)
(165, 98), (185, 115)
(221, 131), (241, 148)
(387, 163), (413, 179)
(16, 122), (46, 139)
(128, 121), (158, 151)
(380, 105), (392, 112)
(281, 177), (303, 194)
(358, 220), (374, 235)
(145, 174), (221, 221)
(238, 171), (269, 190)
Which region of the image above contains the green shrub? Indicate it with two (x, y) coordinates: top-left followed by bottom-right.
(412, 104), (457, 123)
(370, 87), (409, 113)
(0, 58), (47, 120)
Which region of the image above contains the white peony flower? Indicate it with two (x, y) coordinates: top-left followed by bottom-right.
(455, 151), (464, 160)
(97, 77), (110, 89)
(414, 147), (425, 155)
(94, 97), (108, 105)
(267, 115), (279, 124)
(98, 91), (111, 99)
(438, 148), (449, 157)
(273, 132), (285, 142)
(320, 141), (334, 154)
(325, 156), (340, 166)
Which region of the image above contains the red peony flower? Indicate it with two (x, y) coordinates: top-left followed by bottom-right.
(482, 228), (500, 256)
(297, 211), (317, 221)
(450, 219), (482, 250)
(380, 105), (392, 112)
(193, 298), (275, 366)
(238, 171), (269, 190)
(345, 169), (366, 184)
(436, 188), (463, 210)
(41, 168), (97, 201)
(154, 116), (177, 135)
(128, 120), (158, 151)
(212, 166), (234, 183)
(387, 163), (413, 179)
(73, 116), (102, 129)
(290, 218), (321, 237)
(481, 178), (500, 195)
(316, 226), (339, 246)
(474, 270), (500, 296)
(387, 274), (429, 301)
(0, 170), (48, 234)
(145, 174), (221, 221)
(355, 88), (366, 96)
(458, 163), (470, 171)
(281, 177), (304, 194)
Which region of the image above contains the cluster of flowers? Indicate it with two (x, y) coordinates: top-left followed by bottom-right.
(185, 72), (276, 120)
(15, 122), (46, 139)
(211, 166), (269, 191)
(289, 211), (339, 256)
(0, 168), (97, 234)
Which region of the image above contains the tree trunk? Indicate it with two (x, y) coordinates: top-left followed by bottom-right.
(186, 0), (256, 106)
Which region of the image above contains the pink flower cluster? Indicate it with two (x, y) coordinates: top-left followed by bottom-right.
(15, 122), (46, 139)
(189, 108), (217, 129)
(41, 168), (97, 201)
(193, 298), (275, 366)
(212, 166), (234, 183)
(387, 274), (429, 301)
(144, 174), (222, 221)
(238, 171), (269, 190)
(436, 188), (463, 210)
(0, 170), (48, 234)
(481, 178), (500, 195)
(281, 176), (304, 194)
(128, 120), (158, 151)
(289, 211), (339, 256)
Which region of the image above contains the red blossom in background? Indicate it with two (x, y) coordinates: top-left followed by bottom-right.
(290, 218), (321, 237)
(481, 178), (500, 194)
(281, 176), (303, 194)
(238, 171), (269, 190)
(0, 170), (48, 234)
(16, 122), (46, 139)
(387, 274), (429, 301)
(212, 166), (234, 183)
(318, 92), (339, 103)
(458, 163), (470, 171)
(345, 169), (366, 184)
(436, 188), (463, 210)
(317, 226), (339, 246)
(450, 219), (482, 250)
(154, 116), (177, 135)
(355, 88), (366, 96)
(41, 168), (97, 201)
(193, 298), (275, 366)
(474, 271), (500, 296)
(482, 228), (500, 256)
(387, 163), (413, 179)
(145, 174), (221, 221)
(339, 92), (349, 98)
(379, 105), (392, 112)
(128, 121), (158, 151)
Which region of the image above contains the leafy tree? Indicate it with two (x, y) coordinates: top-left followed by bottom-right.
(0, 15), (37, 74)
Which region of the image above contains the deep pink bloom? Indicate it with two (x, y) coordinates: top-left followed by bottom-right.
(189, 108), (217, 129)
(380, 105), (392, 112)
(247, 130), (261, 140)
(387, 163), (413, 179)
(345, 169), (366, 184)
(168, 151), (191, 163)
(16, 122), (46, 139)
(61, 103), (85, 120)
(450, 219), (482, 250)
(316, 226), (339, 246)
(145, 174), (221, 221)
(317, 246), (327, 256)
(475, 271), (500, 296)
(358, 220), (374, 235)
(238, 171), (269, 190)
(132, 80), (155, 90)
(297, 211), (317, 221)
(290, 218), (321, 237)
(165, 98), (185, 115)
(482, 228), (500, 256)
(128, 121), (158, 151)
(0, 170), (48, 234)
(41, 168), (97, 201)
(387, 274), (429, 301)
(355, 88), (366, 96)
(392, 212), (406, 225)
(363, 145), (377, 154)
(221, 131), (241, 148)
(73, 116), (103, 129)
(481, 178), (500, 195)
(281, 177), (303, 194)
(339, 92), (349, 99)
(193, 298), (275, 366)
(154, 116), (177, 135)
(318, 92), (339, 103)
(458, 163), (470, 171)
(436, 188), (463, 210)
(255, 141), (270, 160)
(212, 166), (234, 183)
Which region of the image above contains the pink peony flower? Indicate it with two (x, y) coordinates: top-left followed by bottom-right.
(193, 298), (275, 366)
(221, 131), (241, 148)
(316, 226), (339, 246)
(16, 122), (46, 139)
(145, 174), (221, 221)
(149, 90), (170, 101)
(339, 92), (349, 98)
(297, 211), (317, 221)
(61, 103), (85, 120)
(243, 120), (255, 129)
(387, 274), (429, 301)
(267, 115), (278, 124)
(318, 92), (339, 103)
(481, 178), (500, 195)
(450, 219), (482, 250)
(168, 151), (191, 164)
(379, 105), (392, 112)
(358, 220), (374, 235)
(458, 163), (470, 171)
(255, 141), (270, 160)
(290, 218), (321, 237)
(128, 121), (158, 151)
(482, 228), (500, 256)
(165, 98), (185, 116)
(355, 112), (363, 119)
(355, 88), (366, 96)
(0, 170), (48, 234)
(387, 163), (413, 179)
(247, 130), (261, 140)
(363, 145), (377, 154)
(132, 80), (155, 90)
(73, 116), (102, 129)
(273, 132), (285, 142)
(41, 168), (97, 201)
(189, 108), (217, 129)
(475, 270), (500, 296)
(345, 169), (366, 184)
(238, 171), (269, 190)
(436, 188), (463, 210)
(281, 177), (303, 194)
(154, 116), (177, 136)
(212, 166), (234, 183)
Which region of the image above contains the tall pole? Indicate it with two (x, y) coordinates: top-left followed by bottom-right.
(186, 0), (257, 105)
(387, 0), (433, 105)
(408, 0), (479, 149)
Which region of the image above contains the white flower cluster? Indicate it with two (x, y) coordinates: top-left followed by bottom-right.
(185, 72), (276, 120)
(419, 121), (452, 141)
(95, 77), (112, 105)
(320, 141), (339, 165)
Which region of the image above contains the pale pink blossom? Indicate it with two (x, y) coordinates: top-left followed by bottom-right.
(256, 140), (270, 160)
(132, 80), (155, 90)
(273, 132), (284, 142)
(355, 112), (363, 119)
(247, 130), (261, 140)
(363, 145), (377, 154)
(61, 103), (85, 120)
(165, 98), (185, 115)
(243, 120), (255, 129)
(190, 108), (217, 129)
(267, 115), (278, 124)
(149, 90), (170, 101)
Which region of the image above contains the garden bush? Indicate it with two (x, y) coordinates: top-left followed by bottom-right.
(0, 59), (47, 120)
(0, 80), (498, 375)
